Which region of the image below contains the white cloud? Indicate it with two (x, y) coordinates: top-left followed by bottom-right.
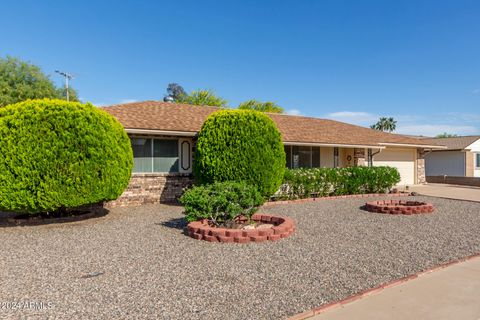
(396, 124), (479, 136)
(286, 109), (302, 116)
(325, 111), (379, 125)
(119, 99), (138, 104)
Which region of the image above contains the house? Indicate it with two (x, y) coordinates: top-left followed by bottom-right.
(103, 101), (444, 206)
(420, 136), (480, 178)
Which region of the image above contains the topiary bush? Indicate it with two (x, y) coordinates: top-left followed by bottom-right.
(0, 99), (133, 214)
(280, 166), (401, 199)
(194, 109), (285, 196)
(180, 181), (264, 226)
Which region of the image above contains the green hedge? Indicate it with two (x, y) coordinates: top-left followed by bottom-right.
(279, 166), (401, 199)
(0, 99), (133, 213)
(194, 109), (285, 196)
(180, 181), (264, 225)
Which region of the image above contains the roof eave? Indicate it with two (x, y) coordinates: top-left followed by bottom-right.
(378, 142), (447, 149)
(125, 128), (197, 137)
(283, 141), (385, 149)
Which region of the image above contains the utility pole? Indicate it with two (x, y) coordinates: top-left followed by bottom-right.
(55, 70), (74, 101)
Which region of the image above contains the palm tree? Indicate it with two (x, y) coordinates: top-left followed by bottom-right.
(370, 117), (397, 132)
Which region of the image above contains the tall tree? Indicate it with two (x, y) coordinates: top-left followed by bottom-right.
(370, 117), (397, 132)
(177, 89), (228, 108)
(435, 132), (458, 138)
(0, 56), (79, 107)
(166, 83), (186, 101)
(238, 99), (284, 113)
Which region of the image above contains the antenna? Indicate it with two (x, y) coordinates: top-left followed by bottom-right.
(55, 70), (74, 101)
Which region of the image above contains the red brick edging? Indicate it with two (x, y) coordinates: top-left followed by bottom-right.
(264, 192), (411, 206)
(187, 213), (295, 243)
(287, 252), (480, 320)
(364, 200), (435, 215)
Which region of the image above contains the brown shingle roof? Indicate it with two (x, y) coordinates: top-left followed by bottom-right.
(420, 136), (480, 150)
(103, 101), (442, 148)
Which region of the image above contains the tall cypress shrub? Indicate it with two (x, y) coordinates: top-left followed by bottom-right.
(194, 109), (285, 196)
(0, 99), (133, 213)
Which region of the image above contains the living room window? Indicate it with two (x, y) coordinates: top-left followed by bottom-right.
(284, 145), (321, 168)
(476, 153), (480, 168)
(130, 137), (179, 173)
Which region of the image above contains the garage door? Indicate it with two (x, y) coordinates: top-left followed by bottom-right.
(373, 149), (415, 185)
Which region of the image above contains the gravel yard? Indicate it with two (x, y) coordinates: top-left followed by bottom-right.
(1, 196), (479, 320)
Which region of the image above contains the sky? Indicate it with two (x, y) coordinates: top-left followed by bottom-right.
(1, 0), (479, 136)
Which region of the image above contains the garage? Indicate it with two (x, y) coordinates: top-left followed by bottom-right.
(373, 148), (416, 185)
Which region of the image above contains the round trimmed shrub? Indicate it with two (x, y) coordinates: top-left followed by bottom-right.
(194, 109), (285, 196)
(0, 99), (133, 213)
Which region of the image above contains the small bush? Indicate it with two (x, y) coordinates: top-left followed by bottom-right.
(194, 109), (285, 196)
(0, 99), (133, 213)
(279, 166), (401, 199)
(180, 181), (264, 226)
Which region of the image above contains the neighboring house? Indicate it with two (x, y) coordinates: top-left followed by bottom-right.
(421, 136), (480, 177)
(103, 101), (444, 206)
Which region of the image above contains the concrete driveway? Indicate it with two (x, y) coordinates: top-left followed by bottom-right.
(310, 256), (480, 320)
(410, 183), (480, 202)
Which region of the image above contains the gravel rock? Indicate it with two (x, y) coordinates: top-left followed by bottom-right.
(1, 196), (479, 320)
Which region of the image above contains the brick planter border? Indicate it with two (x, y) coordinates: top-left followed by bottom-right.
(264, 192), (411, 207)
(187, 213), (295, 243)
(364, 199), (434, 215)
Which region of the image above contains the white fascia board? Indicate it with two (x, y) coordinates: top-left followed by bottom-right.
(125, 128), (197, 137)
(378, 142), (447, 149)
(283, 141), (385, 149)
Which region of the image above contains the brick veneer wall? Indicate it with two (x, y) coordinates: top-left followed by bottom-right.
(105, 173), (193, 208)
(417, 149), (426, 184)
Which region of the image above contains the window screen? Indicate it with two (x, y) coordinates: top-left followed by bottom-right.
(130, 137), (179, 173)
(131, 138), (153, 172)
(153, 139), (179, 172)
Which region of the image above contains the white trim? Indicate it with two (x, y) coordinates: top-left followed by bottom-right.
(378, 142), (447, 149)
(126, 128), (197, 137)
(283, 141), (385, 149)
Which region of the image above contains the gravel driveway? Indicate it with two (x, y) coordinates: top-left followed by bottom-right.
(1, 196), (479, 320)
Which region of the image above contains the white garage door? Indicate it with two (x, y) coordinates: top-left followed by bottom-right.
(373, 149), (415, 185)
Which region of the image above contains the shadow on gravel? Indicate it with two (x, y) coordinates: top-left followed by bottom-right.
(157, 217), (188, 232)
(0, 207), (109, 228)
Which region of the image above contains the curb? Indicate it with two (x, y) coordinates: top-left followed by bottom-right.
(287, 252), (480, 320)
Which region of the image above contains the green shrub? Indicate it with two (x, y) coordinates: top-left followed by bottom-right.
(180, 181), (264, 225)
(280, 166), (401, 199)
(194, 109), (285, 196)
(0, 99), (133, 213)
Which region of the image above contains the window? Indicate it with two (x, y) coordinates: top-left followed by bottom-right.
(476, 153), (480, 168)
(285, 146), (292, 168)
(131, 137), (179, 173)
(285, 145), (321, 168)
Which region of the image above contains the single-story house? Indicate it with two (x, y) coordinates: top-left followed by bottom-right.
(103, 101), (444, 206)
(421, 136), (480, 177)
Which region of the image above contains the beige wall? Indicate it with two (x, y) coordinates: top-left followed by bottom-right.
(465, 151), (474, 177)
(320, 147), (334, 167)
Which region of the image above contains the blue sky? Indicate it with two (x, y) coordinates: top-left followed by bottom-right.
(1, 0), (479, 136)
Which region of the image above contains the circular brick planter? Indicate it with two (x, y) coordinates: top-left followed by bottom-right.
(364, 200), (434, 215)
(186, 213), (295, 243)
